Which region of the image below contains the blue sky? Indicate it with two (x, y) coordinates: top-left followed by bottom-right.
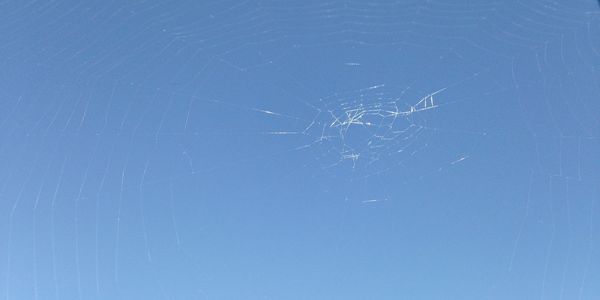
(1, 1), (600, 299)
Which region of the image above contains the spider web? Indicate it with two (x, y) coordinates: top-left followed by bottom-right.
(1, 1), (600, 299)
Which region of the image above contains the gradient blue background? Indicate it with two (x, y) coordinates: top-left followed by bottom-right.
(1, 1), (600, 299)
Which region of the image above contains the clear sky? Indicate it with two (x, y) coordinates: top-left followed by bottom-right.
(1, 1), (600, 299)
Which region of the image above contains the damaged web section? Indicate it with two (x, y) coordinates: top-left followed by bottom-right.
(252, 84), (448, 172)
